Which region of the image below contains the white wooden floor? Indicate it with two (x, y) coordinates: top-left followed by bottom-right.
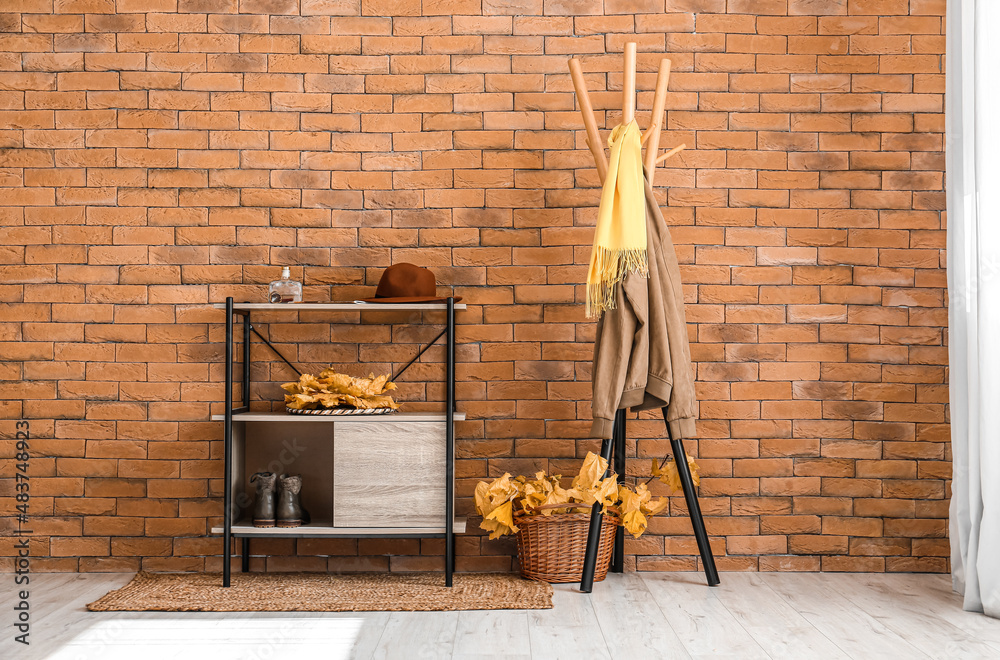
(1, 571), (998, 659)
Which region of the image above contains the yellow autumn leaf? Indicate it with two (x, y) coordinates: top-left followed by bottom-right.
(490, 473), (521, 502)
(521, 488), (547, 511)
(474, 473), (525, 537)
(622, 509), (647, 537)
(687, 454), (701, 487)
(544, 482), (571, 507)
(475, 474), (516, 514)
(655, 454), (700, 492)
(643, 496), (670, 516)
(594, 475), (619, 511)
(299, 373), (324, 392)
(572, 451), (608, 491)
(566, 487), (593, 505)
(479, 516), (510, 540)
(618, 484), (639, 509)
(663, 462), (681, 491)
(473, 480), (491, 518)
(484, 500), (519, 539)
(617, 483), (662, 537)
(521, 472), (553, 502)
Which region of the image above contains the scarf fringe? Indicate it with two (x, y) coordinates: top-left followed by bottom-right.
(586, 246), (649, 318)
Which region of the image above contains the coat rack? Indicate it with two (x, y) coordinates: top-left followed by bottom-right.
(570, 43), (720, 592)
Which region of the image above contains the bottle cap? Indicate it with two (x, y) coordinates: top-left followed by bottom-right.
(281, 266), (290, 278)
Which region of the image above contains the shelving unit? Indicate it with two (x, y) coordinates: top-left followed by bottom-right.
(214, 298), (465, 587)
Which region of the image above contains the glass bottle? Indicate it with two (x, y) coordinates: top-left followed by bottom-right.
(268, 267), (302, 303)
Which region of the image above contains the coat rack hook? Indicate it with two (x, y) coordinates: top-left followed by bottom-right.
(643, 58), (672, 187)
(569, 57), (609, 182)
(655, 143), (686, 165)
(622, 42), (637, 124)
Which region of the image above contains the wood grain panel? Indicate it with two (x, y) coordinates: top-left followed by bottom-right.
(333, 421), (446, 528)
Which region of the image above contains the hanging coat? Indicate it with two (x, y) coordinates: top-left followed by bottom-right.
(590, 174), (698, 440)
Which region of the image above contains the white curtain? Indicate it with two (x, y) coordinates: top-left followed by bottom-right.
(947, 0), (1000, 618)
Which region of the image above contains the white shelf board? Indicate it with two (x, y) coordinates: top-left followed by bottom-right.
(213, 302), (467, 311)
(212, 411), (465, 422)
(212, 518), (467, 537)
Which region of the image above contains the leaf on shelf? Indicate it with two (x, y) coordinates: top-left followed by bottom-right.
(282, 368), (399, 411)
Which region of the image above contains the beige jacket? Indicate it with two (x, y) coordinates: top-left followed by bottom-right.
(590, 175), (698, 440)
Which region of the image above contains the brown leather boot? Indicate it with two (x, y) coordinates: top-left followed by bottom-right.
(276, 474), (310, 528)
(250, 472), (276, 528)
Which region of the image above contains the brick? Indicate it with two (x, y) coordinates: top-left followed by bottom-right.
(50, 537), (110, 557)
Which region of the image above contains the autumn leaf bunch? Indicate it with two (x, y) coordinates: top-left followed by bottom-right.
(474, 451), (700, 539)
(282, 368), (399, 411)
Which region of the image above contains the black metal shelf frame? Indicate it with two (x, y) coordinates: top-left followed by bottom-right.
(221, 296), (458, 588)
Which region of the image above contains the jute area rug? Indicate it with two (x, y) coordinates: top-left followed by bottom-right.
(87, 571), (553, 612)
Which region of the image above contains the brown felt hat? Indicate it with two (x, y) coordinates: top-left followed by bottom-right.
(359, 263), (462, 304)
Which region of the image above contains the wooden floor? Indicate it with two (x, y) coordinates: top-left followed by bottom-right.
(2, 571), (999, 659)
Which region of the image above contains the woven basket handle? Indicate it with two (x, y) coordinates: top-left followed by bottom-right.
(520, 503), (621, 516)
(523, 503), (591, 513)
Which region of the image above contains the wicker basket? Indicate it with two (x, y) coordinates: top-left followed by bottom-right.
(514, 503), (620, 583)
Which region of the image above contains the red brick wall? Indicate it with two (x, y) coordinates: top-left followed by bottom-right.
(0, 0), (948, 574)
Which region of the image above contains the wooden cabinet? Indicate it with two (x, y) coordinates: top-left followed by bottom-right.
(215, 413), (465, 535)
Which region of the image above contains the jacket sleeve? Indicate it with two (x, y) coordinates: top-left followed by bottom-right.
(655, 222), (699, 441)
(590, 272), (645, 439)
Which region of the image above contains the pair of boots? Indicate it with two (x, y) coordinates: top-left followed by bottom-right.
(250, 472), (310, 528)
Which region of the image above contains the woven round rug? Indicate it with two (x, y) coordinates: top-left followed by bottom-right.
(87, 572), (553, 613)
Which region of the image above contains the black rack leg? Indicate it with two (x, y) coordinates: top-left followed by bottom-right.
(223, 297), (234, 588)
(611, 410), (626, 573)
(242, 315), (251, 407)
(445, 297), (455, 587)
(666, 418), (719, 587)
(580, 433), (614, 593)
(241, 538), (250, 573)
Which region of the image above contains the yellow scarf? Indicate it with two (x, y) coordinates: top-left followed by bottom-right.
(586, 119), (648, 318)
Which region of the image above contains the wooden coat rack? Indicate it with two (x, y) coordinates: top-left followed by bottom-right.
(570, 43), (720, 592)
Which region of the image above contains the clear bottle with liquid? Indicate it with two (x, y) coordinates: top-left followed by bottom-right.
(268, 267), (302, 303)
